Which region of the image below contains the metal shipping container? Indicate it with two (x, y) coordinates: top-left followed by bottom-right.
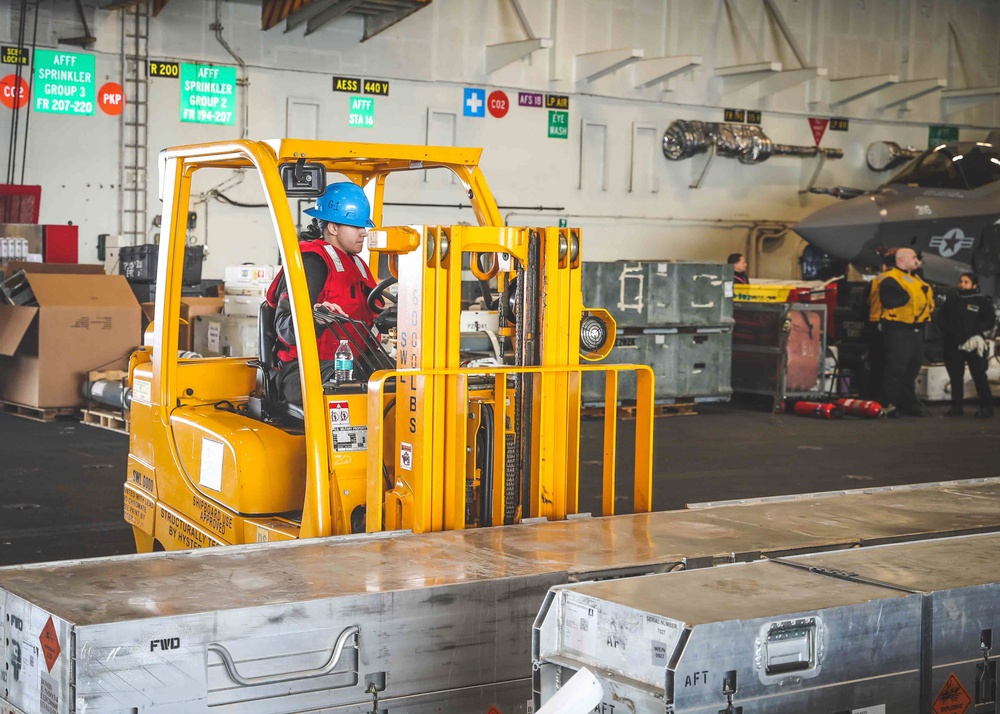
(582, 328), (732, 404)
(780, 532), (1000, 712)
(6, 479), (1000, 714)
(582, 261), (734, 328)
(534, 560), (923, 713)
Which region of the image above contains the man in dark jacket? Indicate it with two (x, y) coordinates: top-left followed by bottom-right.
(727, 253), (749, 284)
(938, 272), (996, 418)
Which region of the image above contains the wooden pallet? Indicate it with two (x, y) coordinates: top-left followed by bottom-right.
(582, 402), (697, 420)
(80, 408), (129, 435)
(0, 400), (79, 423)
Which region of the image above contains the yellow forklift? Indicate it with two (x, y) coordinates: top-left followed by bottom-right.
(124, 139), (655, 552)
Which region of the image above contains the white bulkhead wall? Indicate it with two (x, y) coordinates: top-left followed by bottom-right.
(0, 0), (998, 278)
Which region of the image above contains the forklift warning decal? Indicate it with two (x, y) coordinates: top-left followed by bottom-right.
(333, 426), (367, 452)
(330, 401), (366, 451)
(329, 401), (350, 423)
(132, 378), (151, 405)
(400, 442), (413, 471)
(932, 673), (971, 714)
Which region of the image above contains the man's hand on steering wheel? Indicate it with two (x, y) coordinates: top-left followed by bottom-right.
(368, 276), (398, 333)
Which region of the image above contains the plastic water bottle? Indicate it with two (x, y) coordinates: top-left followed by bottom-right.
(334, 339), (354, 383)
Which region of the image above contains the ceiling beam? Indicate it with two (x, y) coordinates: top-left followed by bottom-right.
(305, 0), (366, 37)
(285, 0), (337, 32)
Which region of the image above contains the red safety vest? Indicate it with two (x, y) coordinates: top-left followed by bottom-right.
(266, 239), (377, 362)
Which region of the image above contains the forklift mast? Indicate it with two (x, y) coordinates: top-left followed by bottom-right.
(124, 138), (655, 552)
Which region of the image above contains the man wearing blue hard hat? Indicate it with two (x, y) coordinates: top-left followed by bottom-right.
(266, 181), (378, 405)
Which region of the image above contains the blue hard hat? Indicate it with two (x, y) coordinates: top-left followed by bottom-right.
(304, 181), (375, 228)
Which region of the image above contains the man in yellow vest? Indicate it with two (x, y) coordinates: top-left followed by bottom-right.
(862, 249), (896, 400)
(878, 247), (935, 416)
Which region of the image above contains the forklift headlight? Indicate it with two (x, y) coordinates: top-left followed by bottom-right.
(579, 309), (615, 361)
(580, 315), (607, 353)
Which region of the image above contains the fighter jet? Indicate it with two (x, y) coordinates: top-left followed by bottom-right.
(794, 132), (1000, 295)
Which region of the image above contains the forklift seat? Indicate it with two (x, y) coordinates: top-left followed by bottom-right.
(257, 301), (304, 422)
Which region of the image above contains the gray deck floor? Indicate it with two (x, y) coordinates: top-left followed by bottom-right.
(1, 400), (997, 565)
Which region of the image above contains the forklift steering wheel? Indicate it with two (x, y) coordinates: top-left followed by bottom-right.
(368, 276), (398, 315)
(368, 276), (398, 334)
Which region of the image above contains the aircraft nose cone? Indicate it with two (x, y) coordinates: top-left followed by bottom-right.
(794, 196), (882, 262)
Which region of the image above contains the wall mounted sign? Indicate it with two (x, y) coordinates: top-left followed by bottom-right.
(2, 46), (29, 65)
(148, 60), (180, 78)
(487, 90), (509, 118)
(830, 117), (849, 131)
(463, 87), (485, 117)
(33, 49), (95, 115)
(348, 95), (375, 128)
(808, 117), (829, 145)
(0, 74), (29, 110)
(362, 79), (389, 96)
(518, 91), (543, 108)
(332, 75), (360, 93)
(545, 94), (569, 109)
(98, 82), (124, 116)
(180, 63), (236, 125)
(724, 108), (761, 124)
(928, 125), (959, 148)
(548, 110), (568, 139)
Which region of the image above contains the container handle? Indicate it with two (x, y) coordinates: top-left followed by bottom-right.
(207, 625), (359, 688)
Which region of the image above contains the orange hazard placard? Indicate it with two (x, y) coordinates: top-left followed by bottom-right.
(933, 672), (972, 714)
(39, 615), (61, 672)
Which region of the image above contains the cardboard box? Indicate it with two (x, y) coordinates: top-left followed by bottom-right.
(223, 294), (265, 317)
(179, 297), (224, 352)
(193, 313), (259, 358)
(2, 260), (104, 279)
(136, 298), (224, 352)
(0, 273), (141, 407)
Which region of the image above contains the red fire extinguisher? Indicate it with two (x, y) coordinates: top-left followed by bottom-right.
(835, 398), (885, 418)
(792, 401), (844, 419)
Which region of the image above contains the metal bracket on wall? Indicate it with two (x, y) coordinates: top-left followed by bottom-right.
(632, 55), (702, 90)
(798, 153), (827, 195)
(689, 145), (717, 190)
(575, 48), (644, 84)
(873, 78), (947, 110)
(484, 0), (552, 73)
(828, 74), (899, 106)
(59, 0), (98, 47)
(941, 86), (1000, 114)
(486, 38), (553, 74)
